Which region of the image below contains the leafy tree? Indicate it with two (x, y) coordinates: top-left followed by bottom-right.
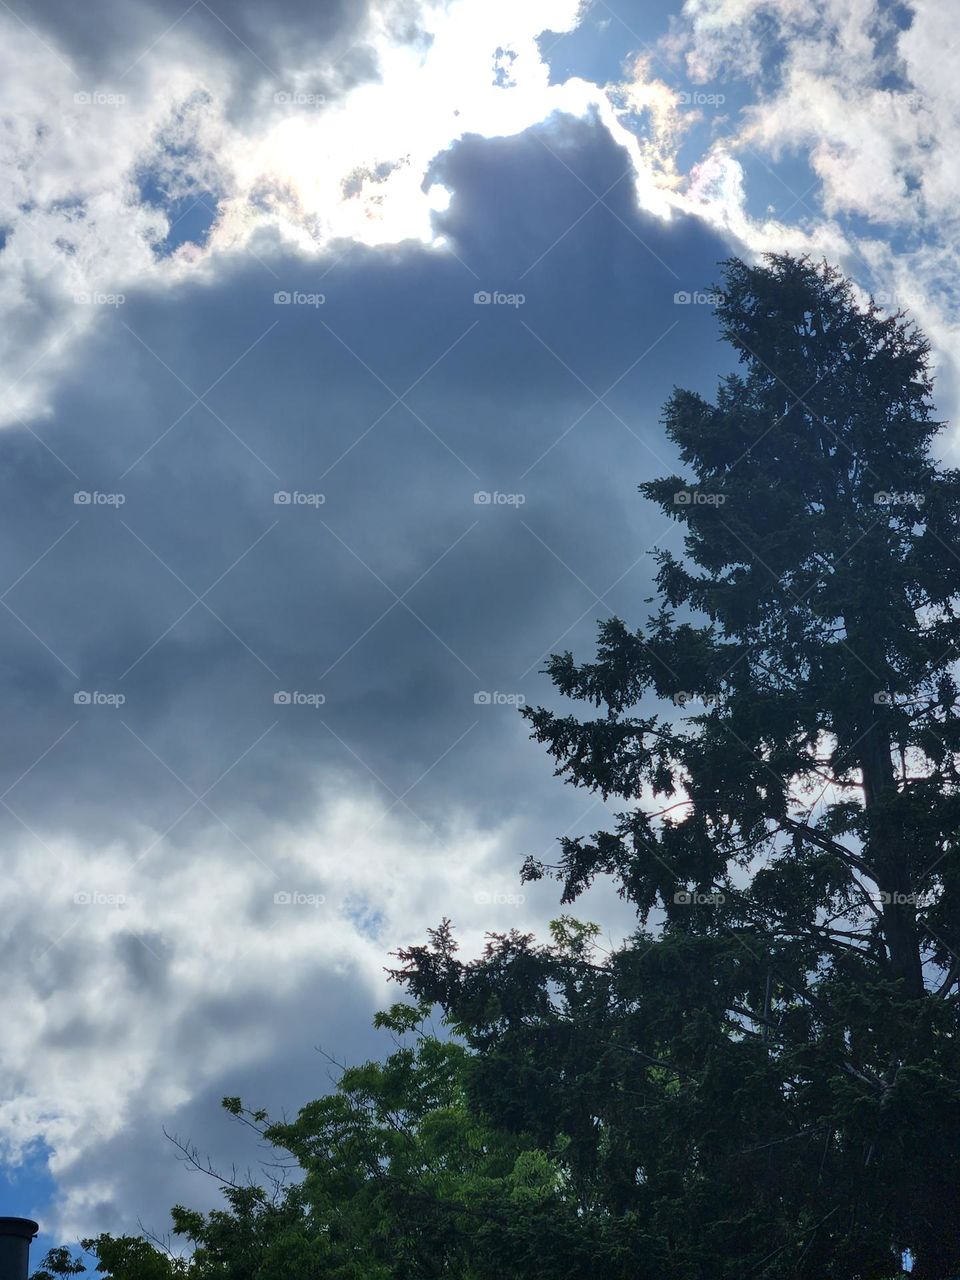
(35, 1003), (653, 1280)
(396, 255), (960, 1279)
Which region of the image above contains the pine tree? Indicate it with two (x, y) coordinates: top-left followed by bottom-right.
(398, 255), (960, 1278)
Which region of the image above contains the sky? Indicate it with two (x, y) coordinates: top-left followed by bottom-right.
(0, 0), (958, 1263)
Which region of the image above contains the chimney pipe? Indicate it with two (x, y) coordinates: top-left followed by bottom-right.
(0, 1218), (39, 1280)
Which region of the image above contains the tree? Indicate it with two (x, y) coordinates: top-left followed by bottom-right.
(35, 1003), (645, 1280)
(396, 255), (960, 1278)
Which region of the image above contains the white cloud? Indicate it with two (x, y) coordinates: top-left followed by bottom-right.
(2, 783), (568, 1238)
(670, 0), (960, 423)
(0, 0), (598, 429)
(0, 0), (718, 433)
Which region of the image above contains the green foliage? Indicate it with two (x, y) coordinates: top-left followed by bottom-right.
(398, 256), (960, 1279)
(30, 1246), (87, 1278)
(33, 1236), (186, 1279)
(36, 1003), (627, 1280)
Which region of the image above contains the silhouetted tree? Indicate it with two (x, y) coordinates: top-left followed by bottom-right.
(35, 1002), (656, 1280)
(398, 255), (960, 1279)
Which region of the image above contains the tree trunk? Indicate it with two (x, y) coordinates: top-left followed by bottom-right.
(858, 712), (924, 997)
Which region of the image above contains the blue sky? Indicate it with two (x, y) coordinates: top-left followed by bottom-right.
(0, 0), (955, 1266)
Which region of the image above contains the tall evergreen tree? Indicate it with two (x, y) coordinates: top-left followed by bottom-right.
(397, 255), (960, 1278)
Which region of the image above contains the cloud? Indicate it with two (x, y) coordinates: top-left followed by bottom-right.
(0, 0), (595, 433)
(0, 106), (738, 1241)
(666, 0), (960, 426)
(7, 0), (960, 1254)
(3, 0), (395, 92)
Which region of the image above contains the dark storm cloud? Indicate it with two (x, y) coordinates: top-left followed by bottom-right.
(4, 0), (425, 105)
(0, 112), (733, 865)
(0, 111), (740, 1245)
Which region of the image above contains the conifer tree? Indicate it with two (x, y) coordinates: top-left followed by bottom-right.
(399, 255), (960, 1278)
